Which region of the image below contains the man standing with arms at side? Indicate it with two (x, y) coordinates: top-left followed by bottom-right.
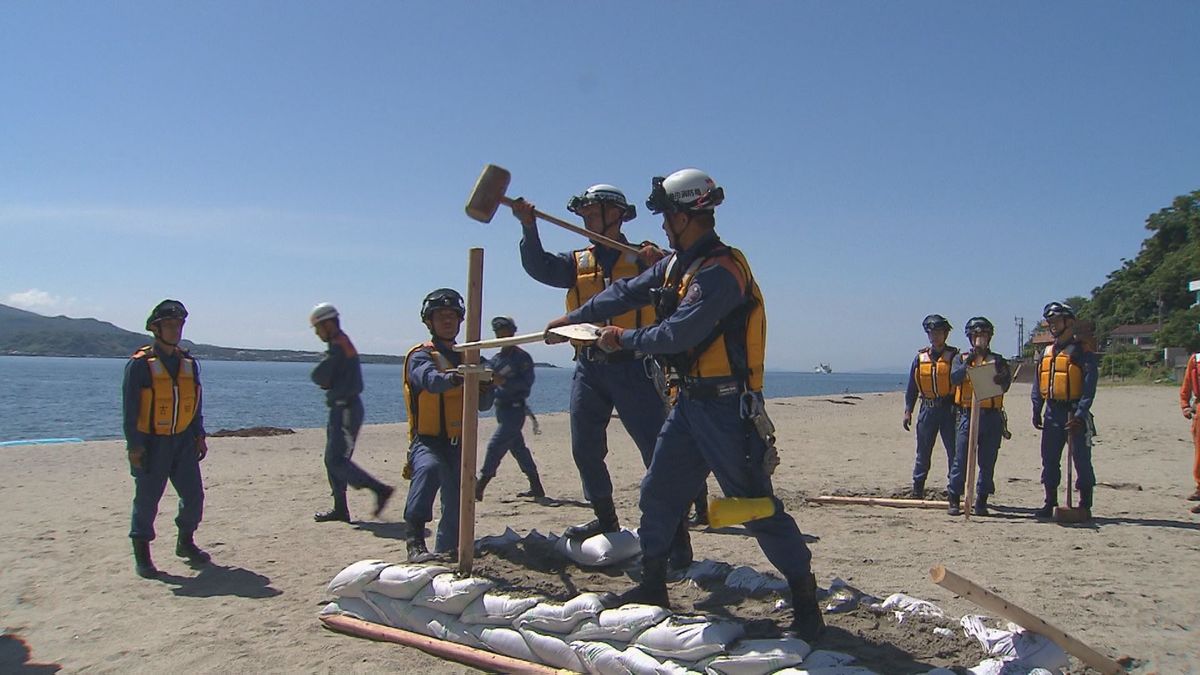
(123, 299), (211, 578)
(309, 303), (394, 524)
(1032, 302), (1099, 520)
(475, 315), (545, 501)
(1178, 331), (1200, 514)
(903, 314), (960, 499)
(544, 169), (824, 642)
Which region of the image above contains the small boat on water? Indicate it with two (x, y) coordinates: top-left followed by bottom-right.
(813, 363), (832, 374)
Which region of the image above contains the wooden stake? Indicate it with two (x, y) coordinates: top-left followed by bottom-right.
(320, 614), (566, 674)
(963, 392), (980, 520)
(929, 565), (1123, 675)
(807, 495), (950, 509)
(458, 248), (484, 575)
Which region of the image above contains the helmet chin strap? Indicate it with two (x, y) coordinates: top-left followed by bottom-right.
(667, 213), (694, 250)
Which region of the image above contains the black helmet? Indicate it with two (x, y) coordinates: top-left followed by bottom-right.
(491, 316), (517, 333)
(964, 316), (994, 337)
(1043, 302), (1075, 319)
(921, 314), (951, 332)
(567, 184), (636, 222)
(146, 299), (188, 330)
(421, 288), (465, 321)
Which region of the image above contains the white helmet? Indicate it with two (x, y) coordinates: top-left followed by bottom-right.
(567, 184), (636, 221)
(309, 302), (339, 327)
(646, 168), (724, 214)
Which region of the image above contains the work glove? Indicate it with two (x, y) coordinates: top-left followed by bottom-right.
(128, 446), (145, 470)
(196, 437), (208, 461)
(763, 444), (781, 476)
(637, 241), (667, 266)
(1184, 407), (1194, 420)
(402, 459), (414, 481)
(1032, 412), (1043, 430)
(1066, 416), (1084, 433)
(902, 410), (912, 432)
(596, 326), (624, 353)
(511, 198), (536, 228)
(543, 315), (572, 344)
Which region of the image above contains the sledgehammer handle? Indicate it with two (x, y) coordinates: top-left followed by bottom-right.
(503, 195), (642, 256)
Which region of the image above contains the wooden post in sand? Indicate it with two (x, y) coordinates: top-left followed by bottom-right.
(963, 391), (980, 520)
(808, 495), (949, 509)
(457, 248), (484, 575)
(929, 565), (1123, 675)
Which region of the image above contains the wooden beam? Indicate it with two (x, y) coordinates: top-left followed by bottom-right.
(808, 495), (948, 509)
(929, 565), (1123, 675)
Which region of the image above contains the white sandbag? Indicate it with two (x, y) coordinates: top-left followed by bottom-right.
(515, 592), (608, 633)
(410, 573), (494, 615)
(568, 604), (672, 643)
(793, 649), (858, 669)
(554, 528), (642, 567)
(460, 592), (544, 626)
(960, 615), (1068, 671)
(658, 659), (705, 674)
(392, 604), (448, 637)
(633, 615), (745, 662)
(365, 563), (450, 600)
(572, 641), (665, 675)
(320, 597), (384, 624)
(327, 559), (390, 598)
(519, 627), (587, 671)
(877, 593), (946, 622)
(467, 625), (540, 663)
(683, 560), (735, 585)
(773, 668), (875, 675)
(723, 566), (787, 596)
(363, 591), (411, 628)
(703, 637), (811, 674)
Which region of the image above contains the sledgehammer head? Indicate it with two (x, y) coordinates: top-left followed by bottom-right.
(465, 164), (512, 223)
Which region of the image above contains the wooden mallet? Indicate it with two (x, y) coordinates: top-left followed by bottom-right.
(465, 164), (641, 256)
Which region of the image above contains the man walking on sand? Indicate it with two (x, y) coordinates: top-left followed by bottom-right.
(475, 315), (545, 502)
(309, 303), (394, 524)
(1179, 342), (1200, 514)
(123, 299), (211, 578)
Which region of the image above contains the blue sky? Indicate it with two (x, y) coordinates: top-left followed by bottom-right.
(1, 2), (1196, 371)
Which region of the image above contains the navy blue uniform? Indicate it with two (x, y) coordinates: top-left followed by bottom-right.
(122, 346), (205, 542)
(566, 231), (814, 584)
(403, 342), (494, 553)
(904, 348), (959, 489)
(947, 351), (1012, 500)
(1032, 341), (1099, 504)
(481, 346), (540, 481)
(311, 331), (388, 514)
(521, 226), (668, 504)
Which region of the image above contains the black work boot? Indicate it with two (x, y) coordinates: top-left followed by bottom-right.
(1034, 485), (1057, 519)
(474, 475), (492, 502)
(912, 481), (926, 500)
(667, 522), (693, 574)
(406, 522), (436, 563)
(314, 507), (350, 523)
(373, 485), (394, 517)
(972, 494), (989, 517)
(1079, 486), (1094, 521)
(947, 494), (962, 516)
(612, 557), (670, 608)
(564, 498), (619, 539)
(175, 531), (211, 565)
(785, 573), (826, 643)
(517, 473), (545, 499)
(689, 494), (709, 527)
(132, 539), (160, 579)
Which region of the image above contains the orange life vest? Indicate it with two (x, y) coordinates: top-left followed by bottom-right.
(403, 342), (463, 442)
(133, 346), (199, 436)
(566, 247), (655, 330)
(915, 348), (955, 399)
(1038, 342), (1085, 401)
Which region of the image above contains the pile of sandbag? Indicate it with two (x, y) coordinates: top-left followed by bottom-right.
(477, 526), (643, 568)
(322, 559), (842, 674)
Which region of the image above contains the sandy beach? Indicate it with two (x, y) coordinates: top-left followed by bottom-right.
(1, 382), (1197, 673)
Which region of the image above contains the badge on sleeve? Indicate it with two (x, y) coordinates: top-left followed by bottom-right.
(681, 282), (702, 306)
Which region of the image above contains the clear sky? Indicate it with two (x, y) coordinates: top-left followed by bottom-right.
(2, 2), (1196, 371)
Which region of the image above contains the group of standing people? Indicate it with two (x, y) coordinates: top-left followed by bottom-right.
(903, 302), (1101, 520)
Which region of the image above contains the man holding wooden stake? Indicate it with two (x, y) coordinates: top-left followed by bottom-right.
(947, 317), (1012, 516)
(544, 168), (825, 642)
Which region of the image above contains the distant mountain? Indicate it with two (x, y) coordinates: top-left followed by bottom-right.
(0, 304), (402, 364)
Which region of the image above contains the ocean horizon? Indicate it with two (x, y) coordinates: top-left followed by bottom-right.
(0, 355), (906, 443)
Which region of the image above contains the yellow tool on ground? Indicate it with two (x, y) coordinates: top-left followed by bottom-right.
(707, 497), (776, 528)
